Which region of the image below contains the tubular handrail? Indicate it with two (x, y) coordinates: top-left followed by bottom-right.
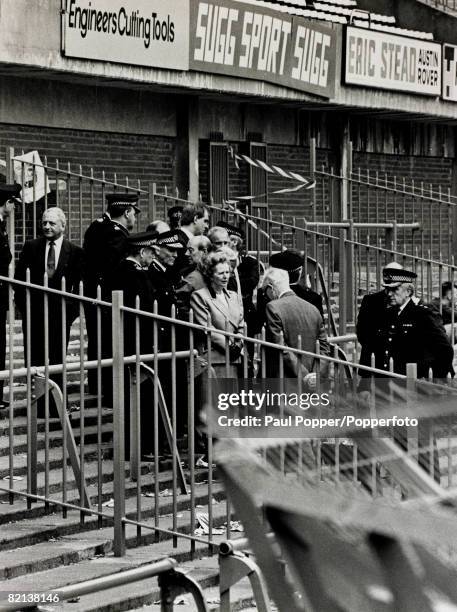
(0, 558), (209, 611)
(316, 167), (457, 207)
(304, 221), (420, 229)
(12, 156), (148, 192)
(348, 238), (457, 269)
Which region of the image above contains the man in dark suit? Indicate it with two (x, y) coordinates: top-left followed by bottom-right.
(0, 184), (21, 410)
(256, 250), (324, 339)
(262, 267), (331, 383)
(82, 193), (140, 397)
(15, 207), (83, 416)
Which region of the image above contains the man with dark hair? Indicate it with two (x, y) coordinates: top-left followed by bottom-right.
(0, 184), (20, 410)
(15, 207), (83, 417)
(82, 193), (140, 398)
(180, 203), (210, 239)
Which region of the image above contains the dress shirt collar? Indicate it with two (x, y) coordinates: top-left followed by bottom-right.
(398, 297), (411, 314)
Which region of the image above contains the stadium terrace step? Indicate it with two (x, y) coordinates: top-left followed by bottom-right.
(0, 530), (233, 612)
(0, 404), (110, 437)
(0, 487), (227, 581)
(0, 423), (114, 457)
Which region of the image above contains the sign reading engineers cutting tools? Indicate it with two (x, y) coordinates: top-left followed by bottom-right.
(62, 0), (189, 70)
(345, 26), (441, 96)
(189, 0), (337, 98)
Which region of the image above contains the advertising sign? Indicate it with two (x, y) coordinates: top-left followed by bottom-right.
(345, 26), (441, 96)
(13, 152), (50, 204)
(189, 0), (337, 98)
(62, 0), (189, 71)
(443, 44), (457, 101)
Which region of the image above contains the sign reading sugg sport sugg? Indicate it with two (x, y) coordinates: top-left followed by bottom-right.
(189, 0), (337, 97)
(62, 0), (189, 70)
(344, 26), (441, 96)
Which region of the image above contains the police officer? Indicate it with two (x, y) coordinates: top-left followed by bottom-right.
(379, 269), (453, 379)
(82, 193), (140, 399)
(0, 184), (20, 410)
(368, 268), (453, 484)
(148, 230), (187, 437)
(112, 231), (157, 457)
(148, 230), (187, 329)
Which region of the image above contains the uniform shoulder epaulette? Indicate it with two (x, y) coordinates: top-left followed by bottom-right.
(96, 217), (104, 223)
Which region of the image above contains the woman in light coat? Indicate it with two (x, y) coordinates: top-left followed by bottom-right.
(191, 250), (244, 378)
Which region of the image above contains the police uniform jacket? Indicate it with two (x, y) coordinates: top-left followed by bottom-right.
(148, 259), (182, 350)
(362, 298), (454, 379)
(82, 216), (129, 298)
(112, 258), (155, 355)
(0, 219), (12, 309)
(357, 290), (389, 374)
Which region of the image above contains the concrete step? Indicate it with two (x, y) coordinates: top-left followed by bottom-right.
(0, 387), (89, 409)
(0, 527), (236, 612)
(0, 462), (213, 543)
(0, 422), (114, 457)
(0, 404), (109, 437)
(0, 486), (227, 582)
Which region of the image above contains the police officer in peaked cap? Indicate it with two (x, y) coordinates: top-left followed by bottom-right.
(82, 192), (141, 398)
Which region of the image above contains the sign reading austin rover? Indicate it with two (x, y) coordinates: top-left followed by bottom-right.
(189, 0), (337, 97)
(344, 26), (441, 96)
(62, 0), (189, 70)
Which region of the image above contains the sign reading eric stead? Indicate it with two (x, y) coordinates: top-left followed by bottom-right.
(62, 0), (189, 70)
(189, 0), (337, 98)
(345, 26), (441, 96)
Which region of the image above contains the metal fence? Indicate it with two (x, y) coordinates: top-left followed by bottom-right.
(7, 148), (152, 254)
(0, 275), (456, 560)
(151, 187), (457, 335)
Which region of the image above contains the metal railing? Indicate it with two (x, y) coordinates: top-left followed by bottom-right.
(315, 162), (456, 263)
(416, 0), (457, 12)
(3, 558), (209, 611)
(0, 275), (456, 560)
(151, 186), (457, 334)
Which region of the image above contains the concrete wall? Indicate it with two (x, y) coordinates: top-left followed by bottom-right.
(0, 76), (176, 136)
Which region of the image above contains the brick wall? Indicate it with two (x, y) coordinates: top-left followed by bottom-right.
(352, 152), (454, 260)
(0, 124), (176, 251)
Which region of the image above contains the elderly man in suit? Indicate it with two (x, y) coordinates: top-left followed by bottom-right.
(263, 267), (330, 384)
(15, 207), (83, 416)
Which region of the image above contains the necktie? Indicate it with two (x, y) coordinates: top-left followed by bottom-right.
(47, 240), (56, 279)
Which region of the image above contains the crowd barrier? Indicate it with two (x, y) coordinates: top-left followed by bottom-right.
(0, 275), (455, 559)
